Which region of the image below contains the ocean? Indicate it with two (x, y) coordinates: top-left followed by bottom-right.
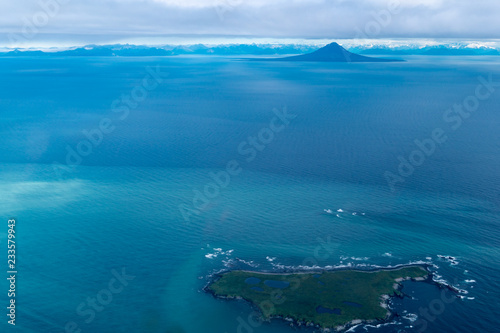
(0, 55), (499, 332)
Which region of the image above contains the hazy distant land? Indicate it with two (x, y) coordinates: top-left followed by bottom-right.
(2, 41), (499, 57)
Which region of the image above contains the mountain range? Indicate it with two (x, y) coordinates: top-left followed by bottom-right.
(1, 42), (499, 57)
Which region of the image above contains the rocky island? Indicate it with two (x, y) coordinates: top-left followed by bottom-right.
(206, 265), (430, 331)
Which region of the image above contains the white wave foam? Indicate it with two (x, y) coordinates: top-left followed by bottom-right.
(458, 295), (474, 300)
(432, 275), (469, 295)
(465, 279), (476, 283)
(382, 252), (392, 257)
(350, 257), (369, 261)
(236, 258), (259, 267)
(268, 260), (431, 273)
(363, 320), (400, 330)
(345, 324), (361, 332)
(402, 313), (418, 322)
(324, 209), (334, 214)
(204, 247), (234, 260)
(271, 262), (355, 271)
(222, 259), (236, 267)
(408, 260), (429, 265)
(337, 209), (344, 212)
(437, 255), (459, 265)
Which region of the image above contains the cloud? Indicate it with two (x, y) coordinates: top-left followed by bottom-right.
(0, 0), (499, 46)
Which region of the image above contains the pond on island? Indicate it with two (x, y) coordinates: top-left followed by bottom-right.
(342, 301), (363, 308)
(316, 306), (341, 315)
(264, 280), (290, 289)
(245, 277), (261, 285)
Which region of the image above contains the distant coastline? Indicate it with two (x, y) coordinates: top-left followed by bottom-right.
(2, 41), (500, 57)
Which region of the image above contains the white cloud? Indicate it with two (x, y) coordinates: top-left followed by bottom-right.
(0, 0), (499, 46)
(149, 0), (319, 8)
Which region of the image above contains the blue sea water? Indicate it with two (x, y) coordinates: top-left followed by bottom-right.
(0, 55), (499, 333)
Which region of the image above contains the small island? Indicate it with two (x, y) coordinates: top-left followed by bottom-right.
(206, 265), (430, 330)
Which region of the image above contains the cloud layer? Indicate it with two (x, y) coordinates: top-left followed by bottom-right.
(1, 0), (499, 46)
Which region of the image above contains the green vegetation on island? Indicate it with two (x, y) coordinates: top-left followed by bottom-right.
(206, 266), (429, 329)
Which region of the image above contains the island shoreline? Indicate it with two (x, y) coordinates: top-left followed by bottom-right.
(204, 263), (458, 332)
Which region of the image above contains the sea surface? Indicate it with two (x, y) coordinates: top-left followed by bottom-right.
(0, 55), (499, 333)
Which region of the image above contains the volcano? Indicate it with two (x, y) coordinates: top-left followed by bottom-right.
(262, 42), (403, 62)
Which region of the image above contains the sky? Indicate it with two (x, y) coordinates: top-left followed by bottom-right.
(1, 0), (499, 47)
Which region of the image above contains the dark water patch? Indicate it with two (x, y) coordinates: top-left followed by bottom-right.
(343, 301), (363, 308)
(264, 280), (290, 289)
(245, 277), (261, 285)
(316, 306), (341, 315)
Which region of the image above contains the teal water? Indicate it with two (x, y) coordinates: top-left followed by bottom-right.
(0, 56), (499, 332)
